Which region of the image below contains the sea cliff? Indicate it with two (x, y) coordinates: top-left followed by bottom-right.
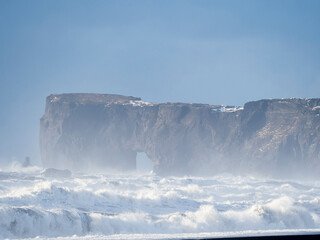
(40, 94), (320, 177)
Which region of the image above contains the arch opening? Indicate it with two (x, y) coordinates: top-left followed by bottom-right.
(136, 152), (153, 173)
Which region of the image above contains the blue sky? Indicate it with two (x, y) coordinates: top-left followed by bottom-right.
(0, 0), (319, 164)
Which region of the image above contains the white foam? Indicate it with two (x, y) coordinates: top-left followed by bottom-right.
(0, 170), (320, 239)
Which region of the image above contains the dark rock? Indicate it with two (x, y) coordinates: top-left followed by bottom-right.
(40, 94), (320, 178)
(22, 157), (31, 167)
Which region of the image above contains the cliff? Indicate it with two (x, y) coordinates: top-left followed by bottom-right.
(40, 94), (320, 177)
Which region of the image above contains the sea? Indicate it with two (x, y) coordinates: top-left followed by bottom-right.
(1, 163), (320, 239)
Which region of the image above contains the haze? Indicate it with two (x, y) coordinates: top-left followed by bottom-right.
(0, 0), (320, 166)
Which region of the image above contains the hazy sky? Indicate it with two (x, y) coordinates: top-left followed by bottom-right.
(0, 0), (319, 164)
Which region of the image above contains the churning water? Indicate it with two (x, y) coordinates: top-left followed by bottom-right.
(0, 164), (320, 239)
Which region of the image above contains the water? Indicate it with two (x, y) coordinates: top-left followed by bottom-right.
(0, 165), (320, 239)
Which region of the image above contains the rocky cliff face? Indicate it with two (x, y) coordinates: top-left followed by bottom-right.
(40, 94), (320, 177)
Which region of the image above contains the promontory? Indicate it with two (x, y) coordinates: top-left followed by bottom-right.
(40, 93), (320, 178)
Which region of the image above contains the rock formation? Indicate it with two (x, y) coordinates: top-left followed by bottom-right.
(40, 93), (320, 177)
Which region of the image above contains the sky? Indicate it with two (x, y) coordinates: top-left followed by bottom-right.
(0, 0), (319, 165)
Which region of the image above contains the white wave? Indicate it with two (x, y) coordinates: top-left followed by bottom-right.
(0, 169), (320, 239)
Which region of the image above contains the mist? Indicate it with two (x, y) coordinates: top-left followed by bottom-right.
(1, 0), (320, 168)
(1, 95), (320, 238)
(1, 0), (320, 239)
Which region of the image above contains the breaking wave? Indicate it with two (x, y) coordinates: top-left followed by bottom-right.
(0, 169), (320, 239)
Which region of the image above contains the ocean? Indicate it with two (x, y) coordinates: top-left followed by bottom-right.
(0, 164), (320, 239)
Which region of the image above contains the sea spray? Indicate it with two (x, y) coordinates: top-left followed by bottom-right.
(0, 169), (320, 238)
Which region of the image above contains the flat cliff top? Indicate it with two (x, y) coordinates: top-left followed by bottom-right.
(47, 93), (320, 112)
(47, 93), (245, 111)
(47, 93), (141, 105)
